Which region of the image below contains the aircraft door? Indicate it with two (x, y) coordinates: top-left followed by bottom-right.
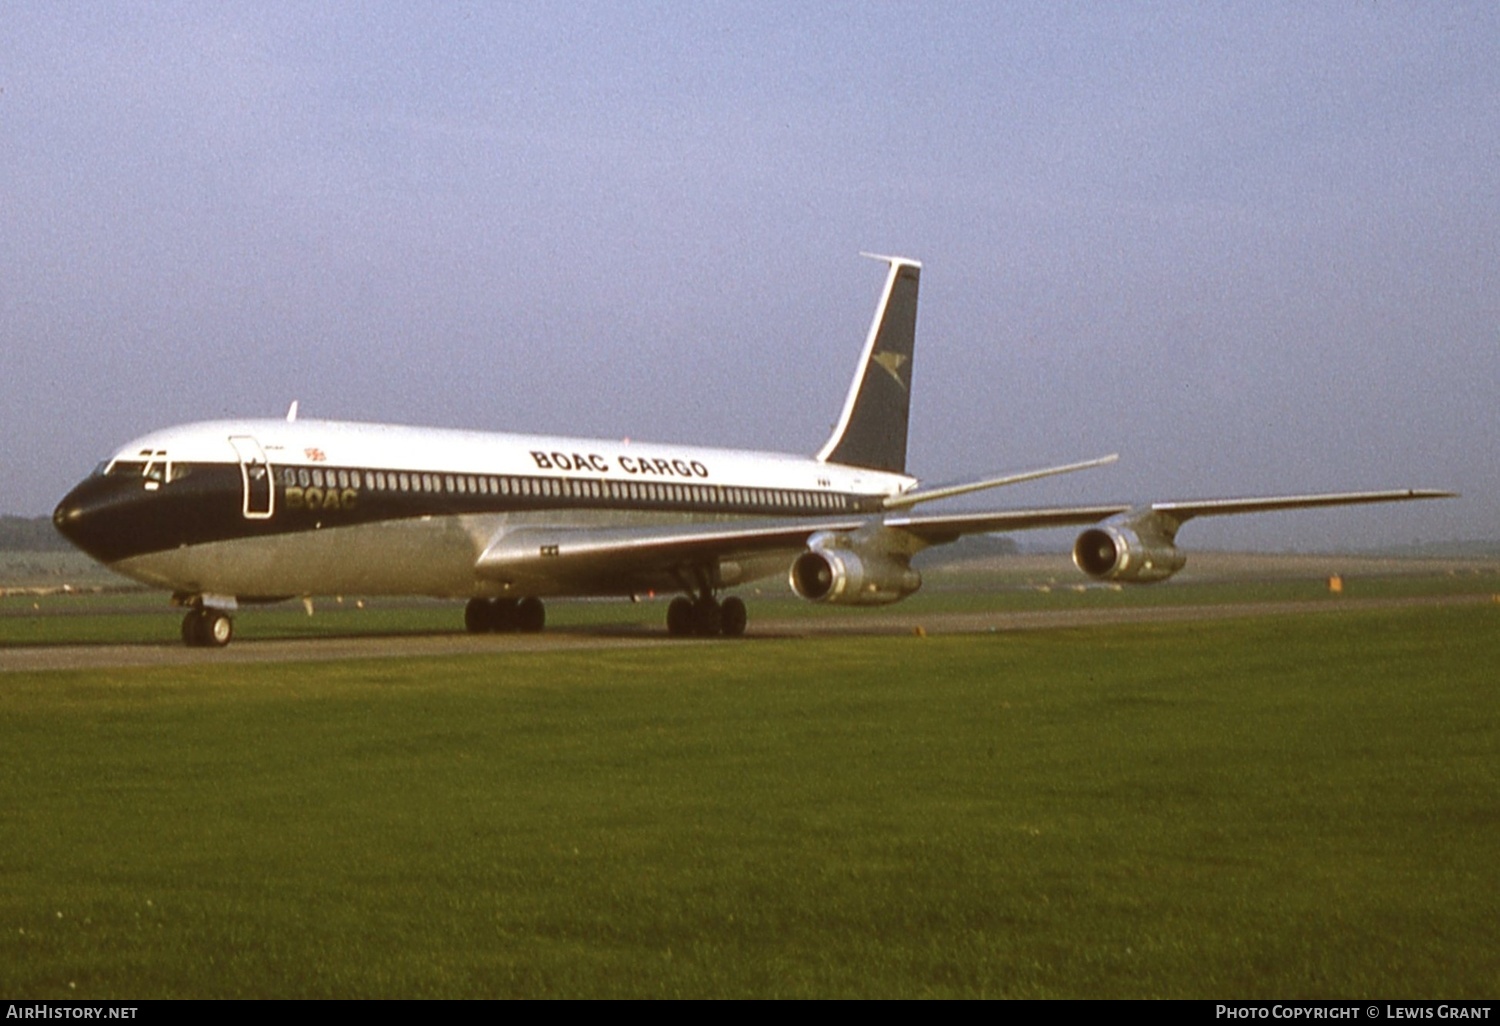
(228, 436), (275, 520)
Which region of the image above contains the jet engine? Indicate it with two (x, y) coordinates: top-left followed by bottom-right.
(790, 532), (922, 606)
(1072, 511), (1186, 583)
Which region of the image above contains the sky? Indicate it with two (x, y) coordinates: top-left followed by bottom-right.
(3, 2), (1496, 550)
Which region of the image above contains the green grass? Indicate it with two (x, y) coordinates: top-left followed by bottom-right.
(2, 604), (1497, 997)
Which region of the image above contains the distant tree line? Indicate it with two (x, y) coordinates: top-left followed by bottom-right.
(0, 515), (70, 552)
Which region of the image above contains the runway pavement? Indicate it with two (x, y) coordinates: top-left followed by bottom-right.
(1, 592), (1489, 673)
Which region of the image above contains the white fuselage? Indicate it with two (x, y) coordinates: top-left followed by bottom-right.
(80, 418), (914, 601)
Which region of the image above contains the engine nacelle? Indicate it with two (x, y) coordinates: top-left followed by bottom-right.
(790, 547), (922, 606)
(1072, 513), (1186, 583)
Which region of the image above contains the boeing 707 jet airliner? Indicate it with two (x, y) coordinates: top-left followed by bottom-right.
(54, 255), (1452, 646)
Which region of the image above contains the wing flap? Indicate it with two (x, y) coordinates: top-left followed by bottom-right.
(880, 454), (1118, 510)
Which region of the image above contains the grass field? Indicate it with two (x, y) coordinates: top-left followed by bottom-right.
(2, 601), (1496, 997)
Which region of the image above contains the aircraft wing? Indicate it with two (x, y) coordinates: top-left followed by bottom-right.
(473, 488), (1451, 593)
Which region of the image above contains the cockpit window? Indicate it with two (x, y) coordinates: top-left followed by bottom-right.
(104, 449), (182, 484)
(143, 450), (167, 485)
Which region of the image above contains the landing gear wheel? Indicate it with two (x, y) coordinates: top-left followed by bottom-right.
(516, 596), (546, 633)
(466, 598), (524, 633)
(181, 609), (233, 648)
(464, 598), (491, 634)
(667, 597), (695, 637)
(720, 596), (747, 638)
(203, 610), (233, 647)
(693, 597), (722, 638)
(492, 598), (519, 633)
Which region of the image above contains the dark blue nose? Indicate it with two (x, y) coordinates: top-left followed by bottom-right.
(52, 474), (140, 564)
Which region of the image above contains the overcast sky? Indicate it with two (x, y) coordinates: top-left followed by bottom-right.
(3, 3), (1496, 550)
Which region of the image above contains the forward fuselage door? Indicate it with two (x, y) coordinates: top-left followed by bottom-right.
(228, 436), (275, 519)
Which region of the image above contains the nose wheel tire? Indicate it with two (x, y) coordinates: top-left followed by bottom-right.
(181, 608), (233, 648)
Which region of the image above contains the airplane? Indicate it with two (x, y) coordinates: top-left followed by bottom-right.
(53, 254), (1452, 647)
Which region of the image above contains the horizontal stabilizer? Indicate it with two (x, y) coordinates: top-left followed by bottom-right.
(881, 454), (1118, 510)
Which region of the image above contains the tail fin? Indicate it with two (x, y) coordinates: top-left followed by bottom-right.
(816, 254), (922, 474)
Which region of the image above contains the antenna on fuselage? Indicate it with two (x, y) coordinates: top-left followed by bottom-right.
(286, 400), (299, 422)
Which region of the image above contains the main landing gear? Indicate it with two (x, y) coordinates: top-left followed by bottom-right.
(181, 607), (234, 648)
(464, 596), (546, 634)
(666, 594), (747, 638)
(464, 593), (748, 639)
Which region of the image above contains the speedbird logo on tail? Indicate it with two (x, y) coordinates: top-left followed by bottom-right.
(873, 351), (909, 390)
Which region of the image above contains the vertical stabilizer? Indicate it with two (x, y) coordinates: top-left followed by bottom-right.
(816, 254), (922, 474)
